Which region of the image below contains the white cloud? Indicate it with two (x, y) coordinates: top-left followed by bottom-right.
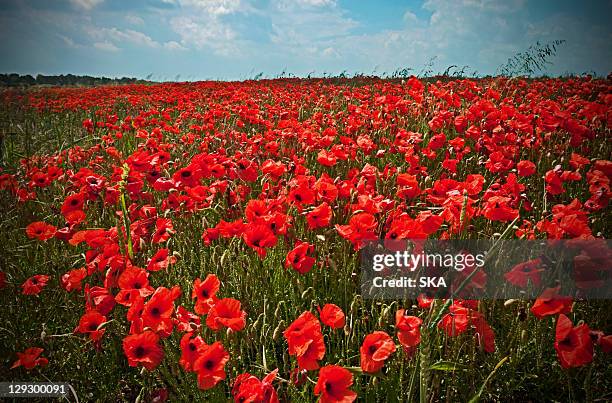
(322, 46), (340, 57)
(179, 0), (243, 15)
(170, 16), (238, 55)
(125, 15), (145, 26)
(57, 34), (80, 48)
(93, 41), (119, 52)
(87, 27), (159, 48)
(87, 26), (185, 52)
(69, 0), (104, 10)
(164, 40), (187, 50)
(269, 0), (357, 52)
(403, 10), (418, 24)
(295, 0), (336, 6)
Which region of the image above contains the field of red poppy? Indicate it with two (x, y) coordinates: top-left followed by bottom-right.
(0, 76), (610, 402)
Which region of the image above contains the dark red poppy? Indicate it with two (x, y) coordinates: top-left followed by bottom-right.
(335, 213), (378, 251)
(283, 311), (326, 370)
(142, 286), (181, 337)
(193, 341), (229, 390)
(504, 258), (544, 288)
(116, 266), (154, 304)
(313, 365), (357, 403)
(232, 369), (279, 403)
(531, 287), (573, 319)
(243, 224), (277, 258)
(206, 298), (246, 332)
(174, 305), (201, 333)
(285, 241), (316, 274)
(192, 274), (220, 315)
(146, 248), (176, 272)
(11, 347), (48, 370)
(61, 192), (85, 216)
(318, 304), (345, 329)
(22, 274), (50, 295)
(179, 332), (206, 372)
(554, 314), (593, 368)
(517, 160), (536, 177)
(75, 310), (106, 345)
(122, 330), (164, 370)
(395, 310), (422, 348)
(152, 218), (174, 243)
(360, 331), (396, 373)
(26, 221), (56, 241)
(61, 267), (87, 292)
(306, 202), (332, 229)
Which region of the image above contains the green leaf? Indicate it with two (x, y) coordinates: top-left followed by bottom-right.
(429, 361), (467, 372)
(468, 356), (509, 403)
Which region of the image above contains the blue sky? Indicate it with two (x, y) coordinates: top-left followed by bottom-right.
(1, 0), (610, 80)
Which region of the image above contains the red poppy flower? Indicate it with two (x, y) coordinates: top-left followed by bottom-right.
(25, 221), (56, 241)
(284, 311), (326, 370)
(545, 169), (565, 195)
(504, 258), (544, 288)
(116, 267), (154, 304)
(21, 274), (50, 295)
(85, 285), (116, 315)
(216, 219), (246, 238)
(517, 160), (536, 177)
(554, 314), (593, 368)
(417, 294), (434, 309)
(192, 274), (220, 315)
(179, 332), (206, 372)
(317, 149), (337, 167)
(599, 334), (612, 353)
(395, 310), (422, 348)
(313, 365), (357, 403)
(152, 218), (174, 243)
(11, 347), (48, 370)
(315, 179), (338, 203)
(396, 173), (421, 199)
(0, 271), (6, 289)
(306, 202), (332, 229)
(288, 184), (316, 208)
(206, 298), (246, 332)
(30, 171), (51, 188)
(285, 241), (316, 274)
(193, 341), (229, 390)
(360, 331), (396, 373)
(296, 332), (326, 371)
(146, 249), (176, 272)
(122, 330), (164, 370)
(481, 196), (519, 222)
(174, 305), (201, 333)
(232, 369), (279, 403)
(531, 287), (573, 319)
(142, 286), (181, 337)
(173, 165), (202, 188)
(318, 304), (345, 329)
(335, 213), (378, 251)
(61, 192), (85, 216)
(61, 267), (87, 292)
(438, 304), (471, 336)
(245, 199), (270, 223)
(243, 224), (277, 258)
(75, 310), (106, 345)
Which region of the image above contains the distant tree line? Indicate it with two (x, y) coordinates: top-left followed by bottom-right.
(0, 73), (150, 87)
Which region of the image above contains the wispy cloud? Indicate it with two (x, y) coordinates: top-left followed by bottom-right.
(93, 41), (119, 52)
(69, 0), (104, 11)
